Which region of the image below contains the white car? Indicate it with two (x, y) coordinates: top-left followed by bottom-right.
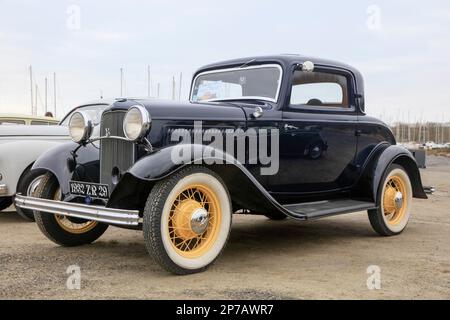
(0, 100), (110, 220)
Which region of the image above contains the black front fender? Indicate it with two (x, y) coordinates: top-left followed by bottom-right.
(108, 144), (300, 218)
(32, 142), (100, 195)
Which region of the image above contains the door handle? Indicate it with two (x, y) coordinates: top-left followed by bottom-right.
(284, 124), (298, 130)
(355, 129), (362, 136)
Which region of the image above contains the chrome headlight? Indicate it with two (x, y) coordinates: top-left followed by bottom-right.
(123, 105), (151, 141)
(69, 111), (93, 143)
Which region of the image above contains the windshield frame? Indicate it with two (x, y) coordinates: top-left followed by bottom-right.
(190, 63), (283, 103)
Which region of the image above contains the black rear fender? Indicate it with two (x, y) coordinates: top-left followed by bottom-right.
(352, 144), (427, 204)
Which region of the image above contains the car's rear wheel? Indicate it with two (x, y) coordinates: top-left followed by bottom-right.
(15, 168), (47, 221)
(143, 166), (232, 275)
(368, 164), (412, 236)
(34, 173), (108, 246)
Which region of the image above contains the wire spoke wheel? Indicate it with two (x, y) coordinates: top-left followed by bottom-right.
(382, 175), (407, 225)
(168, 184), (221, 259)
(368, 164), (412, 236)
(143, 166), (232, 274)
(53, 187), (98, 234)
(34, 173), (108, 246)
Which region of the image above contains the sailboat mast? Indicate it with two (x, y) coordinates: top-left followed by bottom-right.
(178, 72), (182, 101)
(53, 73), (57, 117)
(34, 84), (38, 115)
(45, 77), (48, 113)
(120, 68), (124, 96)
(171, 76), (176, 100)
(29, 66), (33, 115)
(147, 65), (151, 97)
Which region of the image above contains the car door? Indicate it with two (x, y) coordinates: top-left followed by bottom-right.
(268, 66), (359, 194)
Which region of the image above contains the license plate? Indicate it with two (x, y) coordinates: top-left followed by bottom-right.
(69, 181), (109, 200)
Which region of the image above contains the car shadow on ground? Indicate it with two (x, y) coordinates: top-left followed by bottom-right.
(1, 211), (378, 275)
(56, 214), (376, 271)
(0, 211), (33, 224)
(225, 215), (376, 253)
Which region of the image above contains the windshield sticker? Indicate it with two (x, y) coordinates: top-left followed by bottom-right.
(196, 81), (221, 101)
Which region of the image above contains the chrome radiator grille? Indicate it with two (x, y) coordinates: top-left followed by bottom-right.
(100, 110), (135, 191)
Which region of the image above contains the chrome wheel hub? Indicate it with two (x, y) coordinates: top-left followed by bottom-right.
(394, 191), (403, 210)
(190, 208), (209, 235)
(27, 175), (44, 196)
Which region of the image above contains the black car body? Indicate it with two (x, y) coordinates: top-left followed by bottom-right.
(16, 55), (427, 274)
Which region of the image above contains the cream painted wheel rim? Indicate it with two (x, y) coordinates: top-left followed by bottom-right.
(53, 187), (98, 234)
(161, 172), (231, 270)
(381, 168), (412, 232)
(168, 184), (221, 258)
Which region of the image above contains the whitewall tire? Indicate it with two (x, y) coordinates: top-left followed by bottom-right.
(368, 164), (412, 236)
(143, 166), (232, 275)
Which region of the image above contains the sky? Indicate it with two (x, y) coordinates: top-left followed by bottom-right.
(0, 0), (449, 122)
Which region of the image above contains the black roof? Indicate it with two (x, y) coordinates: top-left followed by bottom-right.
(194, 54), (364, 96)
(197, 54), (359, 74)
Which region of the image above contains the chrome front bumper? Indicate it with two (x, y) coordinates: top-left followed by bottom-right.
(15, 194), (141, 226)
(0, 184), (7, 196)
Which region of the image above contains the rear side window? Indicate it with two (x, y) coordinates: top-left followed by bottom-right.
(30, 120), (56, 125)
(290, 71), (350, 108)
(0, 119), (26, 125)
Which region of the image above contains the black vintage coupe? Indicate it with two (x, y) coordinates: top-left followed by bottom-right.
(16, 55), (427, 274)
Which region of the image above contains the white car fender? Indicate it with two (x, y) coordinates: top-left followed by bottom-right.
(0, 140), (67, 196)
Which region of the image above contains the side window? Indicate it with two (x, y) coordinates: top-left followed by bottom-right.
(0, 120), (26, 125)
(290, 71), (350, 108)
(30, 120), (56, 125)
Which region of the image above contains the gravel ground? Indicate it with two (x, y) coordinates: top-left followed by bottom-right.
(0, 157), (449, 300)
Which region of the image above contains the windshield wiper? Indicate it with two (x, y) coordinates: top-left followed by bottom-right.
(208, 98), (270, 105)
(238, 59), (256, 68)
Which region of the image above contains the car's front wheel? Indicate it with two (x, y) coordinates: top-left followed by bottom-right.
(368, 164), (412, 236)
(143, 166), (232, 275)
(34, 173), (108, 246)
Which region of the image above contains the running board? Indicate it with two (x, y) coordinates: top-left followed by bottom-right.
(283, 199), (376, 220)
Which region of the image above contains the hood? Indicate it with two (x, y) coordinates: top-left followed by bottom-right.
(0, 125), (68, 138)
(107, 99), (247, 121)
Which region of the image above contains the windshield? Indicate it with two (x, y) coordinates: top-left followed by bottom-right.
(60, 104), (106, 126)
(190, 64), (282, 103)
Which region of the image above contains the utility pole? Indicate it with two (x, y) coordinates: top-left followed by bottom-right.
(157, 83), (160, 98)
(45, 77), (48, 113)
(147, 65), (151, 97)
(178, 72), (183, 101)
(29, 66), (33, 115)
(53, 73), (57, 117)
